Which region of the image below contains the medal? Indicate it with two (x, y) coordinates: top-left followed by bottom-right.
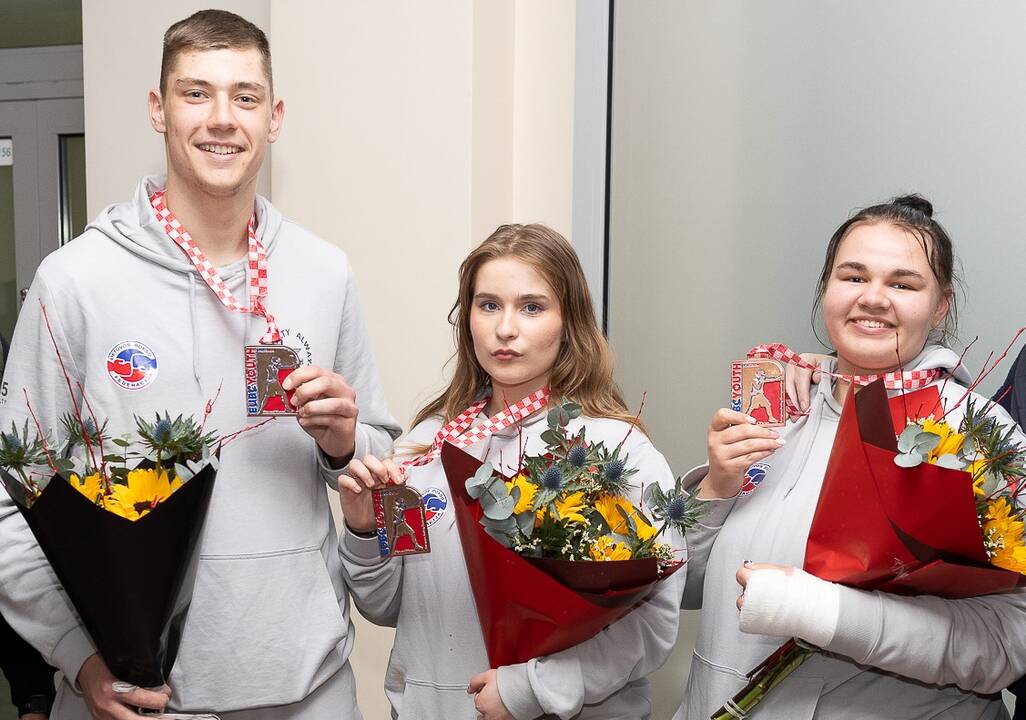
(245, 344), (300, 416)
(149, 191), (292, 417)
(373, 485), (431, 557)
(731, 359), (786, 427)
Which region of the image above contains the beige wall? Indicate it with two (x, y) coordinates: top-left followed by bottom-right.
(83, 2), (578, 718)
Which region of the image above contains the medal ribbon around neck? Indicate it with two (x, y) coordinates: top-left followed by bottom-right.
(149, 190), (281, 344)
(748, 342), (942, 418)
(404, 387), (550, 469)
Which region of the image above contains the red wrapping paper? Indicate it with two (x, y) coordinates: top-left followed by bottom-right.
(440, 441), (683, 668)
(804, 380), (1022, 598)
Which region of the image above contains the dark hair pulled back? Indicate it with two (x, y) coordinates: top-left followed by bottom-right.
(813, 193), (960, 344)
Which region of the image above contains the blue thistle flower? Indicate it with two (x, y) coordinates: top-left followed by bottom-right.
(604, 459), (625, 483)
(82, 418), (97, 436)
(567, 445), (588, 468)
(5, 433), (22, 451)
(153, 418), (174, 443)
(541, 466), (564, 491)
(666, 495), (689, 522)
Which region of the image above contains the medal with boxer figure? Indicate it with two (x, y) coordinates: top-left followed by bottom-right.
(150, 190), (296, 418)
(730, 358), (786, 427)
(373, 485), (431, 557)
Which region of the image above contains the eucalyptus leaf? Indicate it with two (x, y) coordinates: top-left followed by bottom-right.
(483, 494), (516, 520)
(111, 438), (130, 448)
(934, 453), (965, 470)
(546, 408), (563, 429)
(515, 510), (535, 537)
(894, 452), (923, 468)
(897, 426), (922, 454)
(913, 432), (941, 453)
(540, 429), (563, 446)
(565, 403), (582, 419)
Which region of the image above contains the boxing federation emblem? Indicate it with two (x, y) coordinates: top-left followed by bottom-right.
(740, 462), (771, 496)
(373, 486), (431, 557)
(106, 341), (158, 391)
(422, 487), (448, 528)
(731, 359), (786, 427)
(245, 345), (301, 417)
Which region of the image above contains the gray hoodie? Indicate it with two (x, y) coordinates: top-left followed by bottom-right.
(0, 176), (401, 716)
(676, 346), (1026, 720)
(340, 411), (686, 719)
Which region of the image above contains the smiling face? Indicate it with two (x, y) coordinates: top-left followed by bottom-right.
(822, 221), (951, 377)
(470, 256), (564, 406)
(149, 47), (283, 199)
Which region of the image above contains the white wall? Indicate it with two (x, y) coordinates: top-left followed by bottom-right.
(83, 2), (577, 718)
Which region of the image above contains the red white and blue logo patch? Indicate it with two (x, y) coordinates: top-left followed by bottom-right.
(106, 341), (158, 391)
(740, 462), (771, 496)
(422, 487), (448, 528)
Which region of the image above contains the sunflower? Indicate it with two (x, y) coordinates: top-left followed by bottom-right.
(594, 493), (656, 541)
(920, 418), (965, 463)
(590, 535), (632, 562)
(966, 457), (989, 497)
(70, 472), (106, 506)
(106, 468), (182, 521)
(506, 473), (537, 515)
(552, 491), (588, 524)
(983, 497), (1026, 575)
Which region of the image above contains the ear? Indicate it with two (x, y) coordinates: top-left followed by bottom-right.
(932, 288), (952, 329)
(267, 98), (285, 144)
(148, 89), (167, 133)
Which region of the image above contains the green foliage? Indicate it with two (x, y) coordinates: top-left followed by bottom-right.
(135, 412), (217, 464)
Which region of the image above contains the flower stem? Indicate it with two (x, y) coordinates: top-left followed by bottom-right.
(710, 639), (815, 720)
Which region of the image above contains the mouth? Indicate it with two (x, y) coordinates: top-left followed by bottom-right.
(492, 349), (522, 361)
(848, 317), (895, 332)
(196, 143), (244, 157)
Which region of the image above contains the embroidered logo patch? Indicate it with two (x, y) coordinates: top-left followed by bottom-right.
(106, 341), (158, 391)
(740, 461), (771, 496)
(422, 487), (448, 527)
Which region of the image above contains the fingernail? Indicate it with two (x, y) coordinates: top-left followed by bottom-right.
(776, 438), (786, 446)
(746, 416), (757, 424)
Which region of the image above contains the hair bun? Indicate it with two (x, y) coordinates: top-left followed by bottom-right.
(891, 194), (933, 218)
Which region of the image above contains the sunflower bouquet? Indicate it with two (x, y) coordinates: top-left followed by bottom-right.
(441, 399), (696, 668)
(1, 411), (218, 519)
(467, 400), (696, 568)
(712, 381), (1026, 720)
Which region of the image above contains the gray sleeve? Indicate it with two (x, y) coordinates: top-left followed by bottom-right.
(496, 441), (686, 719)
(0, 274), (97, 683)
(680, 464), (737, 610)
(318, 256), (401, 485)
(338, 525), (404, 627)
(826, 585), (1026, 694)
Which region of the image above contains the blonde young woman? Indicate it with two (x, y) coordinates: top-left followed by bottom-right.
(677, 195), (1026, 719)
(338, 225), (685, 720)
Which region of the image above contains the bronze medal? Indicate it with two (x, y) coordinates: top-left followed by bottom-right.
(731, 359), (786, 427)
(245, 345), (301, 417)
(373, 486), (431, 557)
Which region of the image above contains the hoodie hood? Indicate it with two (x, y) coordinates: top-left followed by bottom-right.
(86, 175), (284, 278)
(84, 175), (286, 386)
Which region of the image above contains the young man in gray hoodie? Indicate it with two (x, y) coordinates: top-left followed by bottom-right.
(0, 10), (400, 719)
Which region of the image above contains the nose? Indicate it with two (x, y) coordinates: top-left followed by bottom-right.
(207, 94), (237, 132)
(496, 308), (518, 340)
(857, 280), (891, 311)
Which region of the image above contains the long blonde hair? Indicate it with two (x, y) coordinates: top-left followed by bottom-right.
(412, 224), (643, 433)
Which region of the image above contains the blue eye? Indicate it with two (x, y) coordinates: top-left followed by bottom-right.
(524, 303), (542, 314)
(480, 301), (500, 312)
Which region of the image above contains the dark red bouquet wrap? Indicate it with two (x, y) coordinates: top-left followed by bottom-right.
(804, 380), (1022, 597)
(440, 441), (682, 668)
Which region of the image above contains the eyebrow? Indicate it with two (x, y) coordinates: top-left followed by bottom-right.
(175, 78), (267, 94)
(835, 261), (926, 280)
(474, 292), (551, 302)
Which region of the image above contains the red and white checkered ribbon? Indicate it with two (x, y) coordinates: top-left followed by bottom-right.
(404, 387), (550, 469)
(748, 342), (942, 418)
(149, 190), (280, 344)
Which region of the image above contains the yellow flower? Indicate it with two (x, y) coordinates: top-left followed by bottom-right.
(590, 535), (632, 562)
(106, 468), (181, 521)
(983, 497), (1026, 575)
(553, 491), (588, 524)
(967, 457), (989, 497)
(920, 418), (965, 463)
(70, 472), (106, 506)
(594, 493), (656, 541)
(506, 473), (537, 515)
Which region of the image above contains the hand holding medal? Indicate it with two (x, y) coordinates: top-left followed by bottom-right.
(283, 365), (360, 465)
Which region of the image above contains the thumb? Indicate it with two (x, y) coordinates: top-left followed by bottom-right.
(467, 672), (487, 694)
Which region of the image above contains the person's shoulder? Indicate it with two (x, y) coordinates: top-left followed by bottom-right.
(35, 227), (120, 285)
(277, 218), (351, 265)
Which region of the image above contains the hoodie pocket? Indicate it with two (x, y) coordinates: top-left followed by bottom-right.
(168, 546), (347, 712)
(397, 678), (478, 719)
